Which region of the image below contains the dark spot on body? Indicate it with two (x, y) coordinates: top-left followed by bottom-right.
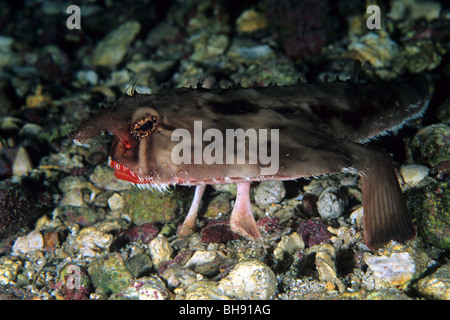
(208, 100), (259, 115)
(274, 107), (297, 116)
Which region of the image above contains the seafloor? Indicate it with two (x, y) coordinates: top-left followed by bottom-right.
(0, 0), (448, 300)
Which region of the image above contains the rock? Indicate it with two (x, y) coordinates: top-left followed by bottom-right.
(215, 259), (277, 299)
(185, 259), (277, 300)
(90, 165), (131, 191)
(200, 219), (239, 244)
(0, 181), (34, 239)
(236, 9), (267, 33)
(388, 0), (441, 21)
(122, 188), (185, 225)
(107, 193), (124, 210)
(116, 276), (171, 300)
(91, 21), (141, 67)
(148, 235), (172, 270)
(88, 253), (134, 297)
(213, 183), (237, 196)
(115, 223), (159, 245)
(406, 181), (449, 249)
(204, 193), (232, 218)
(161, 263), (204, 289)
(410, 124), (450, 168)
(227, 39), (275, 64)
(60, 189), (86, 207)
(349, 206), (363, 227)
(300, 193), (318, 217)
(12, 230), (43, 255)
(184, 250), (227, 277)
(254, 181), (286, 206)
(74, 227), (113, 258)
(0, 257), (21, 285)
(0, 36), (19, 68)
(437, 98), (450, 125)
(297, 219), (333, 247)
(347, 30), (399, 69)
(400, 164), (429, 185)
(125, 254), (153, 278)
(364, 252), (415, 286)
(76, 70), (99, 86)
(394, 40), (444, 74)
(317, 187), (346, 220)
(185, 280), (230, 300)
(57, 264), (91, 300)
(59, 205), (104, 227)
(314, 244), (345, 292)
(273, 232), (304, 261)
(189, 33), (229, 62)
(12, 146), (33, 177)
(415, 263), (450, 300)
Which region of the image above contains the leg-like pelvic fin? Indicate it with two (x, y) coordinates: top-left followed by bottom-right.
(178, 184), (206, 238)
(230, 182), (262, 241)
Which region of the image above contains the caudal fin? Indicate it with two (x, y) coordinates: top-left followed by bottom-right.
(361, 152), (415, 249)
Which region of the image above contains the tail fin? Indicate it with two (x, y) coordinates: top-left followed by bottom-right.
(361, 151), (415, 249)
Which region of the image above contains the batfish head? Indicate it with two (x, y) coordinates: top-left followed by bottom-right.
(70, 94), (179, 189)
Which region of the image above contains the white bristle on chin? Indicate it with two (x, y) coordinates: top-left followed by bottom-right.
(130, 182), (171, 193)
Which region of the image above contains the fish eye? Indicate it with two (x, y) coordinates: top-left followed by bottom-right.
(131, 115), (159, 139)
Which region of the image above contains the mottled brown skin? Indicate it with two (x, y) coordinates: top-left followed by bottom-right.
(71, 75), (429, 249)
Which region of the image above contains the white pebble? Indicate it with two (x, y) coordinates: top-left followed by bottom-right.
(12, 146), (33, 177)
(148, 235), (172, 270)
(75, 227), (113, 257)
(364, 252), (415, 286)
(12, 230), (43, 255)
(317, 187), (346, 219)
(400, 164), (429, 185)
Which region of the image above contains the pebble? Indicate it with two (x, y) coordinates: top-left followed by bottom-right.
(59, 205), (104, 227)
(254, 181), (286, 207)
(389, 0), (441, 21)
(347, 30), (399, 70)
(400, 164), (429, 185)
(314, 244), (345, 292)
(108, 193), (124, 211)
(364, 252), (415, 286)
(76, 70), (99, 86)
(273, 232), (304, 261)
(185, 280), (230, 300)
(349, 206), (364, 227)
(123, 188), (185, 225)
(91, 21), (141, 67)
(74, 227), (113, 258)
(185, 259), (277, 300)
(317, 187), (346, 220)
(415, 263), (450, 300)
(88, 253), (133, 297)
(0, 257), (21, 285)
(215, 259), (277, 299)
(148, 235), (173, 270)
(12, 146), (33, 177)
(184, 250), (227, 277)
(117, 276), (171, 300)
(125, 254), (153, 278)
(59, 188), (86, 207)
(89, 165), (131, 191)
(406, 181), (449, 249)
(12, 230), (44, 255)
(161, 263), (205, 290)
(236, 9), (267, 33)
(410, 124), (450, 168)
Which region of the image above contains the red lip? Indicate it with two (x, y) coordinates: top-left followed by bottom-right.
(108, 158), (150, 184)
